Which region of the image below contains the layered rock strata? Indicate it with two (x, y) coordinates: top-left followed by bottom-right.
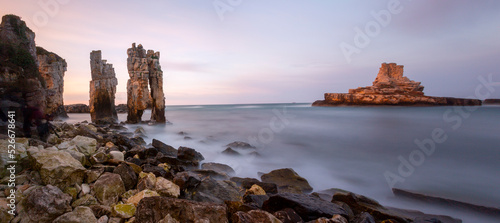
(89, 50), (118, 124)
(313, 63), (482, 106)
(37, 46), (67, 117)
(126, 43), (166, 123)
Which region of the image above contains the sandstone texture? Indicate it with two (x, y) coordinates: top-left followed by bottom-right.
(89, 50), (118, 124)
(37, 46), (67, 117)
(126, 43), (166, 124)
(313, 63), (482, 106)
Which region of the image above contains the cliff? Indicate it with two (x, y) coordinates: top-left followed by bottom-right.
(313, 63), (482, 106)
(89, 50), (118, 124)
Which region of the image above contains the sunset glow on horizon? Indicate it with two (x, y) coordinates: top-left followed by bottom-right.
(2, 0), (499, 105)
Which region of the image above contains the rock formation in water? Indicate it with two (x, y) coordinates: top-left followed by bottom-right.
(64, 104), (90, 113)
(126, 43), (166, 124)
(37, 46), (67, 117)
(313, 63), (482, 106)
(89, 50), (118, 124)
(0, 15), (46, 113)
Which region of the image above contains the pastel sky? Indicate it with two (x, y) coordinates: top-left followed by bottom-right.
(2, 0), (500, 105)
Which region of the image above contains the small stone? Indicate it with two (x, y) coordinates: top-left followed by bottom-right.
(109, 151), (124, 161)
(126, 189), (160, 206)
(72, 194), (99, 208)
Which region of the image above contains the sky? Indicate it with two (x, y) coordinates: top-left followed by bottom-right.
(1, 0), (500, 105)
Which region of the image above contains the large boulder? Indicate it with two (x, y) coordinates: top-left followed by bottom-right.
(53, 206), (98, 223)
(201, 162), (236, 176)
(152, 139), (177, 156)
(135, 196), (228, 223)
(113, 163), (138, 191)
(188, 177), (241, 204)
(177, 146), (204, 165)
(70, 135), (97, 156)
(30, 149), (86, 189)
(93, 172), (126, 206)
(262, 193), (348, 221)
(155, 177), (180, 198)
(127, 189), (160, 206)
(20, 185), (72, 223)
(261, 168), (313, 193)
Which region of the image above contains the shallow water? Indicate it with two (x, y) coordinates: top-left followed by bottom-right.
(66, 103), (500, 222)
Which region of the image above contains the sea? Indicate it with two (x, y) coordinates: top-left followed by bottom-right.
(66, 103), (500, 223)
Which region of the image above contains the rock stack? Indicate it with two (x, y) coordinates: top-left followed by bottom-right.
(37, 46), (68, 118)
(89, 50), (118, 124)
(126, 43), (166, 124)
(313, 63), (482, 106)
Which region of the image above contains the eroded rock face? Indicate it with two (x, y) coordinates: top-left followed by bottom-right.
(313, 63), (482, 106)
(89, 50), (118, 124)
(37, 46), (67, 118)
(126, 43), (166, 124)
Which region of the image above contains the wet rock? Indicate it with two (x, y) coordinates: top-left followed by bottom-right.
(352, 212), (375, 223)
(22, 185), (72, 223)
(113, 163), (138, 191)
(232, 210), (282, 223)
(261, 168), (313, 193)
(53, 206), (97, 223)
(226, 141), (256, 149)
(273, 208), (304, 223)
(30, 149), (86, 189)
(113, 203), (136, 219)
(93, 172), (126, 206)
(177, 146), (204, 164)
(142, 164), (170, 178)
(155, 177), (180, 198)
(222, 147), (241, 156)
(173, 171), (201, 191)
(243, 194), (269, 208)
(127, 189), (160, 206)
(332, 191), (411, 222)
(262, 193), (348, 221)
(152, 139), (177, 156)
(135, 196), (228, 223)
(188, 177), (241, 204)
(231, 177), (278, 194)
(201, 162), (236, 176)
(191, 169), (229, 180)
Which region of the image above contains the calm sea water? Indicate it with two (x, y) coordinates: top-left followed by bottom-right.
(67, 103), (500, 222)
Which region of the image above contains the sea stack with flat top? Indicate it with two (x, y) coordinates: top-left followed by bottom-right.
(313, 63), (482, 106)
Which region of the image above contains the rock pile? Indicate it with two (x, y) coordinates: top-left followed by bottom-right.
(313, 63), (482, 106)
(126, 43), (166, 124)
(89, 50), (118, 124)
(0, 121), (461, 223)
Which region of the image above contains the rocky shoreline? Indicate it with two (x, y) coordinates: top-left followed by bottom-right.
(0, 121), (464, 223)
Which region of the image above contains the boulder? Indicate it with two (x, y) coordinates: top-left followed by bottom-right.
(188, 177), (241, 204)
(21, 185), (72, 223)
(113, 163), (138, 191)
(113, 203), (136, 219)
(152, 139), (177, 156)
(135, 196), (228, 223)
(232, 210), (282, 223)
(262, 193), (348, 221)
(155, 177), (180, 198)
(222, 147), (241, 156)
(261, 168), (313, 193)
(127, 189), (160, 206)
(352, 212), (375, 223)
(30, 149), (86, 189)
(72, 194), (99, 208)
(53, 206), (98, 223)
(0, 199), (14, 223)
(93, 172), (126, 206)
(226, 141), (256, 149)
(245, 184), (267, 196)
(201, 162), (236, 176)
(177, 146), (204, 164)
(137, 172), (157, 191)
(232, 177), (278, 194)
(70, 135), (97, 156)
(109, 151), (124, 161)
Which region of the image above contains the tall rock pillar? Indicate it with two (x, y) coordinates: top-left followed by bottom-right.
(126, 43), (166, 124)
(37, 47), (68, 118)
(89, 50), (118, 124)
